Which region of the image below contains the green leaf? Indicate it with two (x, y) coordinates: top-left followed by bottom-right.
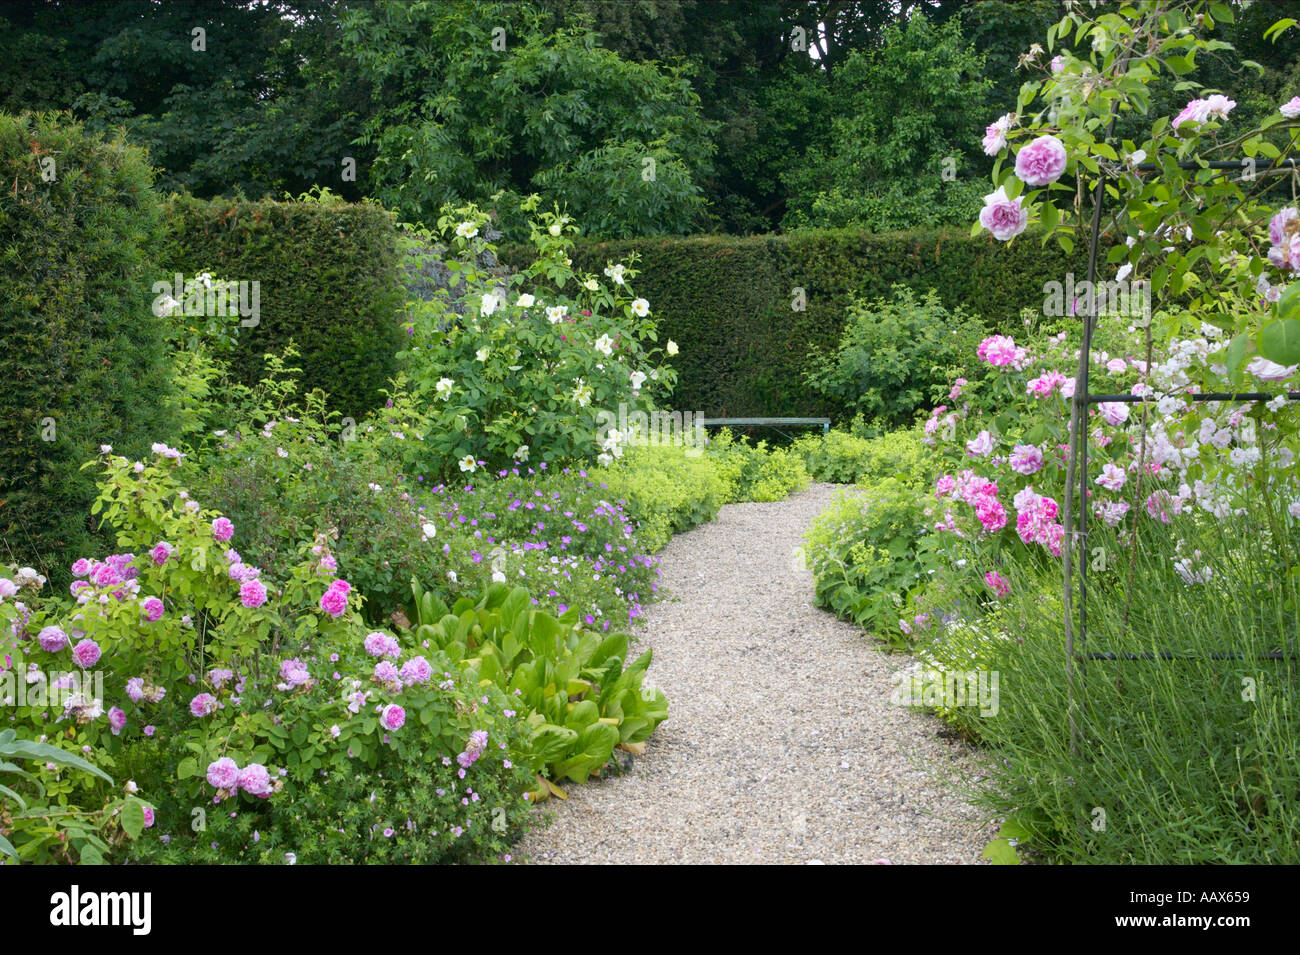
(121, 798), (146, 840)
(1259, 319), (1300, 366)
(0, 831), (15, 860)
(982, 837), (1020, 865)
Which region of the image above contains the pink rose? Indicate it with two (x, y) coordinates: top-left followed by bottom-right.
(381, 703), (406, 731)
(142, 806), (155, 828)
(190, 693), (219, 718)
(206, 756), (240, 791)
(982, 113), (1012, 157)
(211, 517), (235, 542)
(978, 187), (1028, 241)
(1008, 444), (1044, 475)
(319, 585), (348, 618)
(240, 579), (268, 609)
(1014, 135), (1068, 187)
(237, 763), (272, 798)
(108, 706), (127, 735)
(141, 596), (164, 622)
(1281, 97), (1300, 120)
(71, 639), (101, 668)
(38, 626), (69, 653)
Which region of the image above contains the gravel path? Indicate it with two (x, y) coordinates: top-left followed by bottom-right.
(517, 482), (995, 864)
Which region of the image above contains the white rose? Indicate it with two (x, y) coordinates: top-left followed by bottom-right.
(630, 298), (650, 317)
(516, 293), (535, 308)
(666, 340), (678, 356)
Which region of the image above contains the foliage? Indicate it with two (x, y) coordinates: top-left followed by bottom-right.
(805, 285), (990, 428)
(702, 430), (811, 503)
(599, 446), (726, 553)
(343, 1), (715, 240)
(781, 14), (992, 231)
(794, 427), (935, 485)
(0, 111), (176, 586)
(408, 581), (669, 795)
(803, 479), (948, 649)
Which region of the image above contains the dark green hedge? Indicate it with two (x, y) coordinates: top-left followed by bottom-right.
(505, 228), (1093, 418)
(0, 112), (176, 578)
(164, 195), (405, 419)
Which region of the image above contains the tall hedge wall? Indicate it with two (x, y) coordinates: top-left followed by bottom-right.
(0, 112), (176, 578)
(505, 229), (1093, 419)
(164, 195), (405, 419)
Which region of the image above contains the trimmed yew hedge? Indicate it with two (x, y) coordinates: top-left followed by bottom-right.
(504, 228), (1093, 418)
(164, 194), (405, 419)
(0, 112), (175, 578)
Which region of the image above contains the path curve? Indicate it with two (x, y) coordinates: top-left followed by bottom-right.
(517, 483), (994, 864)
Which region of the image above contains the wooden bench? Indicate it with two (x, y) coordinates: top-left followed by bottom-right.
(698, 417), (831, 439)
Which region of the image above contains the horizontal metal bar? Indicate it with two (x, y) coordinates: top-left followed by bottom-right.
(1130, 158), (1300, 172)
(1084, 391), (1300, 404)
(699, 417), (830, 426)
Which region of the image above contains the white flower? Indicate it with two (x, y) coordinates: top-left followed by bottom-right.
(421, 522), (436, 540)
(491, 571), (507, 584)
(516, 293), (535, 308)
(480, 294), (500, 317)
(597, 452), (613, 466)
(513, 445), (529, 462)
(1282, 97), (1300, 120)
(630, 298), (650, 317)
(546, 305), (568, 324)
(99, 444), (112, 454)
(603, 263), (627, 285)
(1266, 394), (1289, 412)
(594, 334), (614, 356)
(476, 347), (489, 362)
(666, 340), (678, 356)
(548, 221), (563, 236)
(285, 852), (298, 865)
(1128, 149), (1147, 167)
(1156, 396), (1182, 417)
(458, 455), (477, 473)
(447, 570), (458, 583)
(456, 221), (478, 239)
(1116, 263), (1133, 283)
(436, 377), (454, 400)
(584, 279), (599, 291)
(630, 370), (647, 391)
(1248, 357), (1298, 382)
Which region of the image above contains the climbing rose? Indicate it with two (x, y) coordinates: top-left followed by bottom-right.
(982, 113), (1012, 156)
(1282, 96), (1300, 119)
(965, 430), (995, 458)
(977, 335), (1020, 368)
(1014, 135), (1068, 186)
(1008, 444), (1044, 475)
(978, 187), (1028, 241)
(401, 656), (434, 686)
(320, 583), (349, 618)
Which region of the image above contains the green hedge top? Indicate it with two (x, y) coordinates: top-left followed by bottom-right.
(164, 194), (405, 419)
(504, 228), (1093, 419)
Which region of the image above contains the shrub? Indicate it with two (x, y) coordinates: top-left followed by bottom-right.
(394, 203), (678, 479)
(163, 189), (405, 420)
(803, 478), (948, 649)
(805, 285), (989, 428)
(795, 427), (934, 486)
(704, 430), (811, 503)
(600, 445), (725, 553)
(0, 111), (176, 582)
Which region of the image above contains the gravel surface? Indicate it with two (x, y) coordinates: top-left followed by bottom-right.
(516, 482), (995, 865)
